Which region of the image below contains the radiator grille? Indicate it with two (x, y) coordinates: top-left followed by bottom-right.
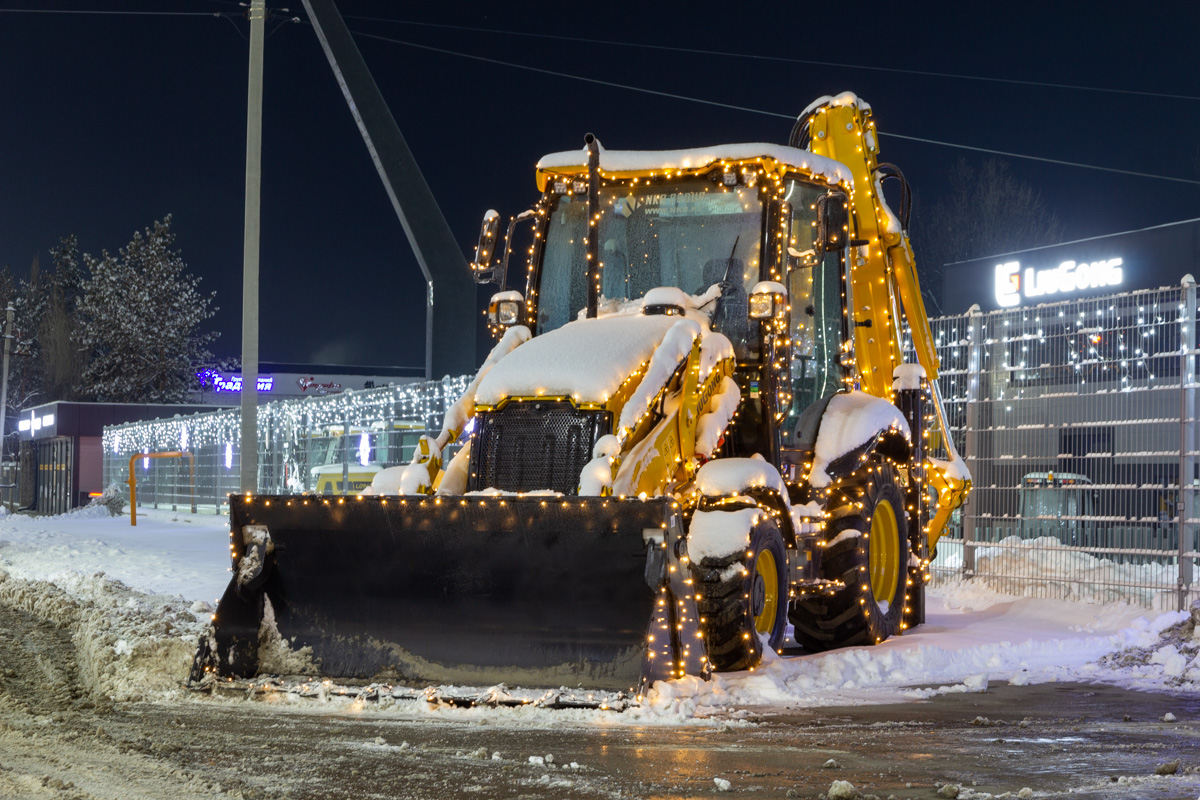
(467, 402), (611, 495)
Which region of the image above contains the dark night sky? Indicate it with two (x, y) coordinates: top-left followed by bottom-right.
(2, 1), (1198, 372)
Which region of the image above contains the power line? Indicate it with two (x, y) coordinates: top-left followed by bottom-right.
(350, 30), (781, 121)
(343, 16), (1200, 104)
(883, 133), (1200, 186)
(347, 30), (1200, 187)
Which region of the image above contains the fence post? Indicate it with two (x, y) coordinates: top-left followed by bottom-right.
(963, 305), (984, 579)
(1180, 278), (1197, 611)
(341, 409), (351, 494)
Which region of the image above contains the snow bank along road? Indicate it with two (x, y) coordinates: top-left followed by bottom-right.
(0, 507), (1197, 798)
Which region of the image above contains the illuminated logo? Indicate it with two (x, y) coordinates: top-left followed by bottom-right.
(994, 257), (1123, 307)
(995, 262), (1021, 307)
(297, 377), (343, 395)
(199, 370), (274, 393)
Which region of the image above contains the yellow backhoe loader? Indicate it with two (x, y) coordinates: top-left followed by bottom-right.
(192, 93), (970, 699)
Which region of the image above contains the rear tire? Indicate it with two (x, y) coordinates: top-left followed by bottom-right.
(691, 516), (787, 672)
(791, 463), (908, 652)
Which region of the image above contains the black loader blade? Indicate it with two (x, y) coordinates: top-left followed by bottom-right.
(191, 495), (704, 693)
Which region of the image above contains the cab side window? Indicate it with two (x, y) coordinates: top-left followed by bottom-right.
(784, 183), (847, 423)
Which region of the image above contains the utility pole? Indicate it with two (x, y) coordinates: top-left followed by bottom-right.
(0, 304), (14, 481)
(240, 0), (266, 493)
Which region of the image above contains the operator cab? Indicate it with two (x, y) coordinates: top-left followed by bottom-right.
(473, 143), (854, 471)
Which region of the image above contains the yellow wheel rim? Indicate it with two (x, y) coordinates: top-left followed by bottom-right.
(753, 548), (780, 635)
(868, 499), (901, 607)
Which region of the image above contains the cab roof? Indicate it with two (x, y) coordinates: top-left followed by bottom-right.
(535, 143), (853, 193)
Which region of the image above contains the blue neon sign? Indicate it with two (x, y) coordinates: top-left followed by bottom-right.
(200, 371), (274, 393)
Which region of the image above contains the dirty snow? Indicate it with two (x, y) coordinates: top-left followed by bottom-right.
(0, 506), (1195, 719)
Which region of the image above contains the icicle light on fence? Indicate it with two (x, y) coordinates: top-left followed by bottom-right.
(102, 375), (470, 510)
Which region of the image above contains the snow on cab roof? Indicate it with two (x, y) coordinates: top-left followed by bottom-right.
(536, 143), (853, 188)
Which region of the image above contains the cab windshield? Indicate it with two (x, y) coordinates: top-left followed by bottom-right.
(537, 175), (764, 343)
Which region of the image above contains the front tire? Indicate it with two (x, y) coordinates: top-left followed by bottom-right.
(791, 463), (908, 651)
(691, 515), (787, 672)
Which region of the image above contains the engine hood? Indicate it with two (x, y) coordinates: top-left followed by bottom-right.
(474, 315), (680, 406)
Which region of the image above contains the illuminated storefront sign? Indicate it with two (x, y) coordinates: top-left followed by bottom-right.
(202, 372), (274, 393)
(18, 411), (54, 434)
(996, 257), (1124, 307)
(297, 376), (343, 395)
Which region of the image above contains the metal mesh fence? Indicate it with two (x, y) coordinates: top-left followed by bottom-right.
(102, 376), (470, 514)
(927, 284), (1199, 611)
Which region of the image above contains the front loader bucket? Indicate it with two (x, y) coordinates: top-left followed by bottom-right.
(191, 495), (698, 692)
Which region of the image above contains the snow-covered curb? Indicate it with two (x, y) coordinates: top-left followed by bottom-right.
(0, 567), (209, 702)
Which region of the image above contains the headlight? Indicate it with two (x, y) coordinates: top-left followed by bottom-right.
(748, 281), (788, 320)
(497, 300), (520, 324)
(488, 291), (525, 327)
(748, 292), (778, 319)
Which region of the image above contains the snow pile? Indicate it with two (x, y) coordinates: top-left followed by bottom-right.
(800, 90), (872, 119)
(692, 457), (823, 536)
(697, 331), (734, 379)
(476, 315), (675, 405)
(808, 391), (911, 488)
(369, 463), (410, 495)
(644, 590), (1186, 717)
(930, 454), (971, 483)
(0, 568), (207, 701)
(390, 435), (443, 495)
(0, 508), (230, 701)
(694, 455), (789, 499)
(0, 506), (1195, 720)
(936, 536), (1179, 606)
(256, 596), (318, 677)
(1099, 598), (1200, 689)
(688, 508), (761, 563)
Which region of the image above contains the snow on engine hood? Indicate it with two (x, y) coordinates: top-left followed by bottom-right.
(474, 314), (681, 406)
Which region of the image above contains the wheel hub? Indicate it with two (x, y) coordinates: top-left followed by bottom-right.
(752, 549), (779, 635)
(868, 498), (901, 608)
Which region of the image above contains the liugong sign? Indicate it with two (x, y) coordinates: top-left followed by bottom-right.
(995, 257), (1124, 308)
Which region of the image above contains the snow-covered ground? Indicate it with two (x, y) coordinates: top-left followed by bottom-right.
(0, 505), (1196, 721)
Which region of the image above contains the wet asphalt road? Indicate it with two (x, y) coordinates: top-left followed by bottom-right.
(1, 595), (1198, 800)
(94, 683), (1200, 799)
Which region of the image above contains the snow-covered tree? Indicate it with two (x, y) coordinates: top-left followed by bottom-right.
(915, 158), (1063, 313)
(6, 257), (51, 411)
(40, 235), (87, 401)
(76, 216), (220, 403)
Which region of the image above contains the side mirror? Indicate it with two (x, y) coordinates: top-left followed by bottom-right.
(487, 290), (525, 330)
(471, 210), (501, 283)
(815, 193), (849, 258)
